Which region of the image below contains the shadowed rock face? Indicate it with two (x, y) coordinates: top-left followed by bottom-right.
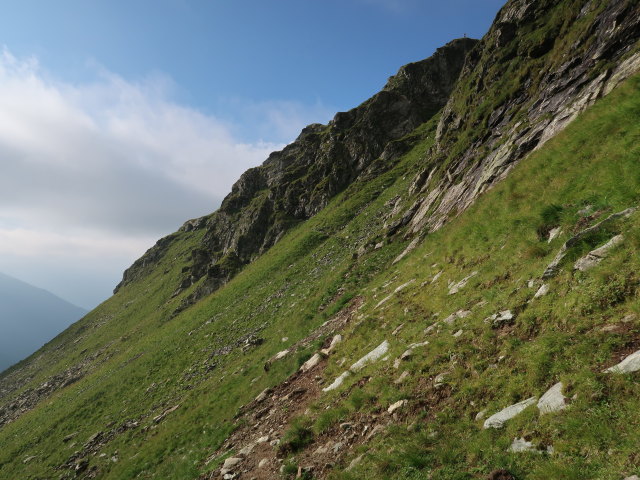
(114, 38), (478, 302)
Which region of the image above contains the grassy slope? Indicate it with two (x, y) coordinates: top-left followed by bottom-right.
(311, 74), (640, 480)
(0, 116), (436, 479)
(0, 74), (639, 480)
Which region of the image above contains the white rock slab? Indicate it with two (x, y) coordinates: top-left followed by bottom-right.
(534, 284), (549, 298)
(387, 399), (407, 414)
(483, 397), (537, 429)
(323, 340), (390, 392)
(574, 234), (624, 272)
(443, 310), (471, 325)
(274, 350), (289, 360)
(448, 271), (478, 295)
(322, 371), (351, 392)
(300, 353), (323, 373)
(374, 280), (415, 309)
(537, 382), (566, 414)
(547, 227), (563, 243)
(222, 457), (243, 469)
(605, 349), (640, 374)
(321, 334), (343, 355)
(350, 340), (389, 372)
(509, 437), (536, 452)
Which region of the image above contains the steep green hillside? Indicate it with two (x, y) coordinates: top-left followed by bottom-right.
(1, 1), (639, 479)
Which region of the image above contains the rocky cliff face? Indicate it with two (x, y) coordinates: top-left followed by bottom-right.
(404, 0), (640, 235)
(114, 38), (478, 302)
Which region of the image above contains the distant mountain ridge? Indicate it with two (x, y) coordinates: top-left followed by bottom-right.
(0, 272), (86, 372)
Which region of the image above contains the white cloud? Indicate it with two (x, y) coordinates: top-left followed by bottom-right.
(0, 47), (331, 308)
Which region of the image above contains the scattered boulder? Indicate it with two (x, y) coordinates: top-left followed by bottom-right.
(323, 371), (351, 392)
(255, 388), (270, 403)
(485, 310), (514, 328)
(508, 437), (536, 453)
(314, 444), (330, 455)
(453, 329), (463, 337)
(366, 424), (386, 440)
(537, 382), (567, 414)
(264, 350), (290, 371)
(299, 353), (323, 373)
(547, 227), (562, 243)
(375, 280), (416, 309)
(483, 397), (537, 429)
(393, 236), (422, 264)
(605, 349), (640, 374)
(434, 372), (448, 387)
(388, 399), (408, 414)
(534, 284), (549, 298)
(574, 234), (624, 272)
(400, 349), (413, 361)
(392, 324), (405, 336)
(152, 404), (180, 424)
(274, 350), (290, 360)
(238, 443), (254, 456)
(475, 409), (487, 421)
(395, 371), (410, 384)
(508, 437), (553, 454)
(258, 458), (269, 468)
(223, 457), (243, 469)
(448, 271), (478, 295)
(542, 207), (636, 278)
(350, 340), (389, 372)
(321, 335), (343, 355)
(443, 309), (471, 325)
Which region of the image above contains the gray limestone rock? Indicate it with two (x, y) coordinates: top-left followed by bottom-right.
(543, 208), (636, 278)
(300, 353), (323, 373)
(574, 234), (624, 272)
(222, 457), (243, 470)
(388, 399), (408, 414)
(547, 227), (563, 243)
(533, 284), (549, 298)
(508, 437), (536, 453)
(483, 397), (537, 429)
(537, 382), (566, 414)
(485, 310), (514, 328)
(448, 271), (478, 295)
(394, 371), (410, 384)
(605, 350), (640, 374)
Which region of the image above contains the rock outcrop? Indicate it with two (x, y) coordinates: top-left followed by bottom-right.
(114, 39), (478, 302)
(406, 0), (640, 236)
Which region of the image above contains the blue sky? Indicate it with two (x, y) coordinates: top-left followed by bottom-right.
(0, 0), (504, 309)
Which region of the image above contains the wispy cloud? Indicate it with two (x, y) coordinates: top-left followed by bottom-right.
(0, 47), (330, 307)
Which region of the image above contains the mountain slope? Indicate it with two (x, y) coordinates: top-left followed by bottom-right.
(114, 37), (477, 311)
(0, 272), (86, 372)
(0, 0), (639, 479)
